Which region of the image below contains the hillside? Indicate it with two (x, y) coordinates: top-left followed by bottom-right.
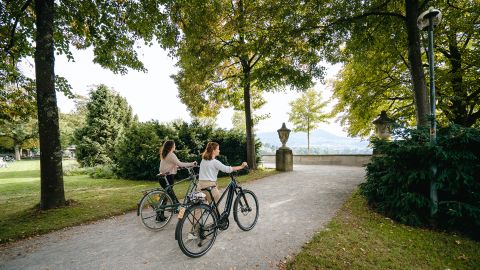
(257, 129), (372, 154)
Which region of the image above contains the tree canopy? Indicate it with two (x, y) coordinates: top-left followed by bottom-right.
(167, 0), (325, 168)
(75, 85), (134, 167)
(307, 0), (480, 136)
(1, 0), (177, 209)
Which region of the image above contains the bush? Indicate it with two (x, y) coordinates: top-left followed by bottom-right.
(361, 125), (480, 239)
(87, 164), (117, 179)
(114, 120), (261, 180)
(114, 121), (172, 180)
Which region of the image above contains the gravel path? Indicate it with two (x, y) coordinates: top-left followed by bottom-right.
(0, 165), (365, 270)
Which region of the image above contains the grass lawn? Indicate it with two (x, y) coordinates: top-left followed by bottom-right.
(0, 160), (277, 244)
(285, 191), (480, 270)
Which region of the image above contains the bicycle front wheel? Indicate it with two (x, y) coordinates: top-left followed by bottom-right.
(233, 189), (259, 231)
(176, 204), (218, 258)
(138, 190), (173, 231)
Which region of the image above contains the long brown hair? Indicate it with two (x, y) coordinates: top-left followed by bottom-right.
(160, 140), (175, 160)
(202, 142), (219, 160)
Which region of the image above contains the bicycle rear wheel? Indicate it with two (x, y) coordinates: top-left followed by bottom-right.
(176, 204), (218, 258)
(138, 190), (173, 231)
(233, 189), (259, 231)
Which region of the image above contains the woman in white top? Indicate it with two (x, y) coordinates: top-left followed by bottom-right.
(198, 142), (247, 208)
(159, 140), (196, 204)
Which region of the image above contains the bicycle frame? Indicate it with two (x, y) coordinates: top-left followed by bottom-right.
(204, 173), (244, 223)
(137, 166), (198, 215)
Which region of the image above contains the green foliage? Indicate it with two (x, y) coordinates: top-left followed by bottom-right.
(321, 0), (480, 135)
(361, 125), (480, 239)
(114, 121), (165, 180)
(86, 164), (117, 179)
(0, 83), (37, 123)
(59, 97), (87, 149)
(169, 0), (324, 116)
(75, 85), (133, 167)
(167, 0), (324, 168)
(114, 119), (261, 180)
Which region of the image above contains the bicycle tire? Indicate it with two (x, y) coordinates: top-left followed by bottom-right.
(176, 204), (218, 258)
(138, 190), (174, 231)
(233, 189), (259, 231)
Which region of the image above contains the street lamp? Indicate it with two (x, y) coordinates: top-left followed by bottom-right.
(417, 7), (442, 216)
(372, 111), (394, 140)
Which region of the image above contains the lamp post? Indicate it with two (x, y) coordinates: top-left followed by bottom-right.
(417, 7), (442, 216)
(372, 111), (393, 140)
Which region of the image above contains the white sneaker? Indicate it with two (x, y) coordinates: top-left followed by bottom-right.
(187, 232), (198, 240)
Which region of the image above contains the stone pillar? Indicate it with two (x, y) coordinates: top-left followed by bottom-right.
(275, 123), (293, 171)
(276, 147), (293, 171)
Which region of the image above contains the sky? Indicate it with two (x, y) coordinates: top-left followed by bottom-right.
(35, 44), (348, 137)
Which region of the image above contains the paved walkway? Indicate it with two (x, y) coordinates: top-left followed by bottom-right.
(0, 165), (365, 270)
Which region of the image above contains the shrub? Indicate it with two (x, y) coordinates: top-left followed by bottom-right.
(87, 164), (117, 179)
(114, 120), (261, 180)
(114, 121), (172, 180)
(361, 125), (480, 239)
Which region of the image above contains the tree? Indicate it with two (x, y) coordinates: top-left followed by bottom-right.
(288, 89), (329, 153)
(434, 1), (480, 127)
(0, 84), (38, 159)
(0, 117), (38, 160)
(301, 0), (429, 132)
(232, 111), (247, 133)
(75, 85), (134, 167)
(231, 110), (268, 133)
(59, 96), (88, 149)
(307, 0), (480, 136)
(168, 0), (324, 169)
(1, 0), (176, 209)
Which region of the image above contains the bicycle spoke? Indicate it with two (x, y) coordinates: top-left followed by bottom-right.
(139, 190), (173, 231)
(233, 190), (259, 231)
(177, 204), (217, 257)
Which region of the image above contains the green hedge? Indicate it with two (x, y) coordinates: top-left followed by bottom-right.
(114, 120), (261, 180)
(361, 125), (480, 239)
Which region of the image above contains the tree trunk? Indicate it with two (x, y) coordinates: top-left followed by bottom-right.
(307, 123), (310, 154)
(447, 33), (470, 126)
(35, 0), (66, 209)
(243, 71), (257, 169)
(14, 144), (21, 160)
(307, 132), (310, 154)
(237, 0), (256, 169)
(405, 0), (429, 127)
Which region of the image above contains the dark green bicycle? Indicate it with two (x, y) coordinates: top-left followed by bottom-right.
(175, 169), (259, 257)
(137, 166), (198, 231)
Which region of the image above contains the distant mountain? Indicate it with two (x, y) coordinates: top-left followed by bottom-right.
(257, 129), (372, 154)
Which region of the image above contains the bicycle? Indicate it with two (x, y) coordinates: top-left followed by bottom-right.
(137, 166), (199, 231)
(175, 169), (259, 257)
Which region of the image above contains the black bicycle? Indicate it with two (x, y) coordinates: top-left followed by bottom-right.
(137, 166), (198, 231)
(175, 170), (259, 257)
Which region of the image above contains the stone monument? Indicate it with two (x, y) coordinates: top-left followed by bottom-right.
(276, 123), (293, 171)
